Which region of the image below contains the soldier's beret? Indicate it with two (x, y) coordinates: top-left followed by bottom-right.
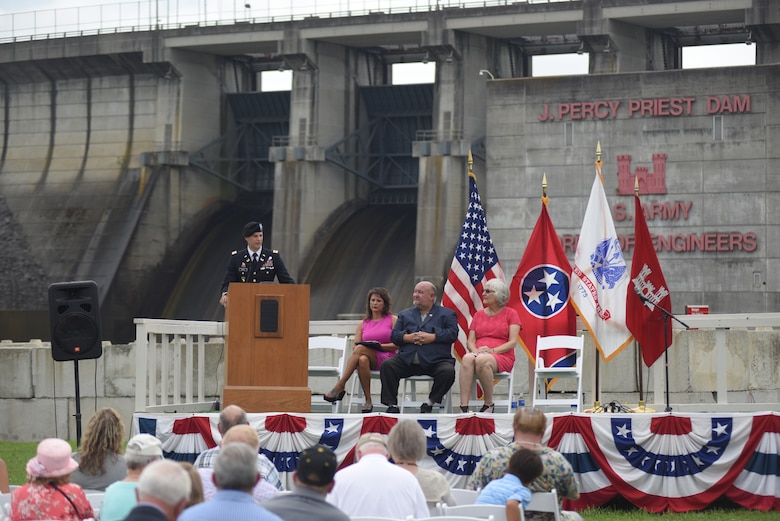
(243, 222), (263, 237)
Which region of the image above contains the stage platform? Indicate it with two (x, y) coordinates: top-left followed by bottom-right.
(132, 410), (779, 513)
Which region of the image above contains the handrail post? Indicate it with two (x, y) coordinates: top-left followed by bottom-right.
(715, 330), (728, 404)
(134, 319), (149, 412)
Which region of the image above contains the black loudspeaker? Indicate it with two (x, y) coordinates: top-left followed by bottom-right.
(48, 281), (103, 361)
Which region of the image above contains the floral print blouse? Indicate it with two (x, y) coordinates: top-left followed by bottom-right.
(11, 482), (95, 521)
(467, 443), (580, 521)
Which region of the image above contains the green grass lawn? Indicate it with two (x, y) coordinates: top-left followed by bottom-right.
(1, 441), (776, 519)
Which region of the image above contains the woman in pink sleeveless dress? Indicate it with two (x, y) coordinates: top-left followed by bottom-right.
(324, 287), (397, 413)
(458, 278), (522, 413)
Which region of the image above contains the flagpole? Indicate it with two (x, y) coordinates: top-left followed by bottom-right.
(593, 143), (602, 408)
(633, 179), (645, 408)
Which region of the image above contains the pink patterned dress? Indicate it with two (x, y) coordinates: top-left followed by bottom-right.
(361, 314), (395, 367)
(11, 482), (95, 521)
(468, 306), (522, 373)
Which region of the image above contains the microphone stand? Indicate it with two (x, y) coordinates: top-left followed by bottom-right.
(636, 293), (690, 412)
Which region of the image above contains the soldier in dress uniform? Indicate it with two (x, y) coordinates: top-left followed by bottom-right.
(219, 221), (295, 307)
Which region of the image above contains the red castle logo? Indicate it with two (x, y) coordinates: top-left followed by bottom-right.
(617, 154), (667, 195)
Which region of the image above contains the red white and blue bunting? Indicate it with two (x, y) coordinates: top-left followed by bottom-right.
(133, 412), (779, 513)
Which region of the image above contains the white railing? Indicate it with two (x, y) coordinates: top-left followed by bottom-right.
(665, 313), (780, 411)
(0, 0), (576, 42)
(134, 317), (360, 412)
(134, 318), (223, 413)
(135, 314), (780, 413)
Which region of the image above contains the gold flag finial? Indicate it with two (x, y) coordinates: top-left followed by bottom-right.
(468, 150), (474, 174)
(542, 173), (549, 207)
(595, 141), (604, 184)
(634, 176), (639, 196)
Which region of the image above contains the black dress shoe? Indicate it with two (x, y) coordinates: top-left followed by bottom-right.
(420, 403), (433, 414)
(386, 405), (400, 414)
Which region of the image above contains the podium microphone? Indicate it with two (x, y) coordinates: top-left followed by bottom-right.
(634, 285), (652, 305)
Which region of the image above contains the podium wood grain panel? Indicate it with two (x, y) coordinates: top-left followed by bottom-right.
(224, 284), (311, 412)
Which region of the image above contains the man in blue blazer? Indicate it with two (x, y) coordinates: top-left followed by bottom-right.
(380, 281), (458, 413)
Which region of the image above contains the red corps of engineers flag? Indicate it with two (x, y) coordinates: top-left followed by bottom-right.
(627, 192), (673, 367)
(507, 201), (576, 369)
(442, 172), (505, 361)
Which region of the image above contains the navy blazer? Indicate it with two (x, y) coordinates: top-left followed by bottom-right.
(390, 304), (458, 368)
(220, 246), (295, 295)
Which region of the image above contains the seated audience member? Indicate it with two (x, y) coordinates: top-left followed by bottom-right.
(71, 407), (128, 490)
(11, 438), (95, 521)
(324, 287), (398, 413)
(101, 434), (164, 521)
(261, 445), (349, 521)
(387, 420), (455, 509)
(179, 462), (205, 507)
(468, 407), (582, 521)
(193, 405), (284, 491)
(458, 278), (521, 413)
(179, 444), (282, 521)
(476, 448), (544, 521)
(0, 457), (9, 493)
(197, 425), (278, 503)
(326, 433), (428, 520)
(122, 460), (191, 521)
(380, 281), (458, 414)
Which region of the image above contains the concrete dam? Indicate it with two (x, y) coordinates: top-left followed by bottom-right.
(1, 0), (778, 343)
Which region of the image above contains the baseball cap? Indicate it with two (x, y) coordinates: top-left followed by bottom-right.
(356, 432), (387, 450)
(296, 444), (337, 486)
(125, 434), (164, 458)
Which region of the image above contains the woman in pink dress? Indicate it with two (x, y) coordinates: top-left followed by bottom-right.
(11, 438), (95, 521)
(458, 278), (522, 413)
(324, 287), (397, 413)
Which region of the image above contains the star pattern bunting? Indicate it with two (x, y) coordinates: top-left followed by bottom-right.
(135, 411), (780, 513)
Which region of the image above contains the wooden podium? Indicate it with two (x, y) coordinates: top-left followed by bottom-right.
(223, 284), (311, 413)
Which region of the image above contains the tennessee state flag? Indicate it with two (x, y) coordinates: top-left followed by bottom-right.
(627, 193), (672, 367)
(508, 199), (576, 368)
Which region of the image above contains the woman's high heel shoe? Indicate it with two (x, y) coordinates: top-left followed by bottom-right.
(324, 389), (346, 402)
(459, 405), (470, 413)
(479, 403), (495, 413)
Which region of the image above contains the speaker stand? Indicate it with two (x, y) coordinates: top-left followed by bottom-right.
(73, 359), (83, 446)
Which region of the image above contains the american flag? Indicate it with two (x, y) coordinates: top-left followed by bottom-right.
(442, 170), (505, 361)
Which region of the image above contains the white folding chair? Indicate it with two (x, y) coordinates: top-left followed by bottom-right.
(400, 375), (452, 413)
(441, 503), (508, 521)
(465, 368), (515, 414)
(0, 493), (11, 521)
(350, 517), (403, 521)
(308, 336), (348, 413)
(449, 488), (480, 505)
(532, 335), (584, 412)
(414, 515), (494, 521)
(525, 490), (561, 521)
(346, 369), (382, 413)
(85, 492), (104, 510)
